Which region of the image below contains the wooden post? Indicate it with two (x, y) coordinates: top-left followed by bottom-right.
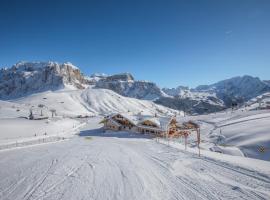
(197, 128), (201, 157)
(184, 133), (187, 150)
(166, 125), (169, 146)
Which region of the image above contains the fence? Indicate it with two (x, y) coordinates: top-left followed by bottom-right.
(0, 136), (66, 151)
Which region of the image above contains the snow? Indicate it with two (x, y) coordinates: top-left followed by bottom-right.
(63, 62), (79, 70)
(95, 75), (169, 100)
(1, 87), (269, 161)
(245, 92), (270, 110)
(0, 118), (80, 145)
(81, 87), (181, 116)
(163, 87), (224, 106)
(0, 121), (269, 200)
(0, 89), (270, 199)
(0, 86), (180, 147)
(1, 82), (270, 199)
(177, 109), (270, 161)
(0, 61), (88, 99)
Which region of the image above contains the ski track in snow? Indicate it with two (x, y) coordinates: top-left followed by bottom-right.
(0, 124), (270, 200)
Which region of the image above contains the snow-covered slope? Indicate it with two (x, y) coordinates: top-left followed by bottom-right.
(4, 87), (180, 118)
(177, 109), (270, 161)
(244, 92), (270, 110)
(81, 87), (179, 115)
(0, 86), (181, 144)
(1, 121), (270, 200)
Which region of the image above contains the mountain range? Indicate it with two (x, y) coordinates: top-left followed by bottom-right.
(1, 61), (269, 114)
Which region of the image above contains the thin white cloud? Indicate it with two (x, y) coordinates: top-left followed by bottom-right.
(225, 30), (233, 35)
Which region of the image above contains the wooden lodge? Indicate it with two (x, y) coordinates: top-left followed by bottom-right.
(103, 113), (137, 131)
(103, 113), (183, 137)
(102, 113), (201, 156)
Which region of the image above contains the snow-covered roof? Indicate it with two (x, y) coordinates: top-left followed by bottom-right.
(138, 116), (172, 128)
(108, 118), (121, 127)
(106, 113), (173, 131)
(139, 116), (161, 127)
(121, 113), (139, 125)
(106, 113), (138, 125)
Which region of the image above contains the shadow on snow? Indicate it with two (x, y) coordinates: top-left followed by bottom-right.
(79, 128), (154, 139)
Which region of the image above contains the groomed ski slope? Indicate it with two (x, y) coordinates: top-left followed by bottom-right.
(0, 119), (270, 200)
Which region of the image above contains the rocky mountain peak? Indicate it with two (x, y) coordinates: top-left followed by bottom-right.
(105, 73), (134, 82)
(95, 73), (167, 100)
(0, 61), (89, 99)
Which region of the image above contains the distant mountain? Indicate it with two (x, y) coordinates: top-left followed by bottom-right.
(160, 75), (270, 113)
(95, 73), (168, 100)
(1, 61), (269, 115)
(85, 73), (108, 85)
(264, 80), (270, 86)
(0, 61), (89, 99)
(162, 86), (189, 97)
(92, 73), (270, 114)
(94, 72), (228, 114)
(161, 86), (225, 114)
(194, 75), (270, 106)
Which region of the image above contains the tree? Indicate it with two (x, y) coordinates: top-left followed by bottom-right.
(38, 104), (45, 116)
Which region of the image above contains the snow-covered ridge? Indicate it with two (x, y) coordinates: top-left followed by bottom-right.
(163, 75), (270, 104)
(2, 86), (180, 119)
(195, 75), (270, 104)
(160, 75), (270, 114)
(95, 72), (169, 100)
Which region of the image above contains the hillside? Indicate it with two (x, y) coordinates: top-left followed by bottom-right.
(9, 87), (180, 117)
(0, 86), (180, 145)
(175, 108), (270, 161)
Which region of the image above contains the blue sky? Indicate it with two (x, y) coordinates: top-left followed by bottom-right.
(0, 0), (269, 88)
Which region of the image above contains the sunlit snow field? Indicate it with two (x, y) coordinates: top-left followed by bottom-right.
(0, 88), (270, 199)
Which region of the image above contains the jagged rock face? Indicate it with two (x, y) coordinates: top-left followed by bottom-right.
(0, 62), (88, 99)
(95, 73), (165, 100)
(85, 73), (108, 85)
(105, 73), (134, 82)
(162, 86), (189, 97)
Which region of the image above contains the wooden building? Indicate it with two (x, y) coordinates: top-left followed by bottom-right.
(103, 113), (181, 137)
